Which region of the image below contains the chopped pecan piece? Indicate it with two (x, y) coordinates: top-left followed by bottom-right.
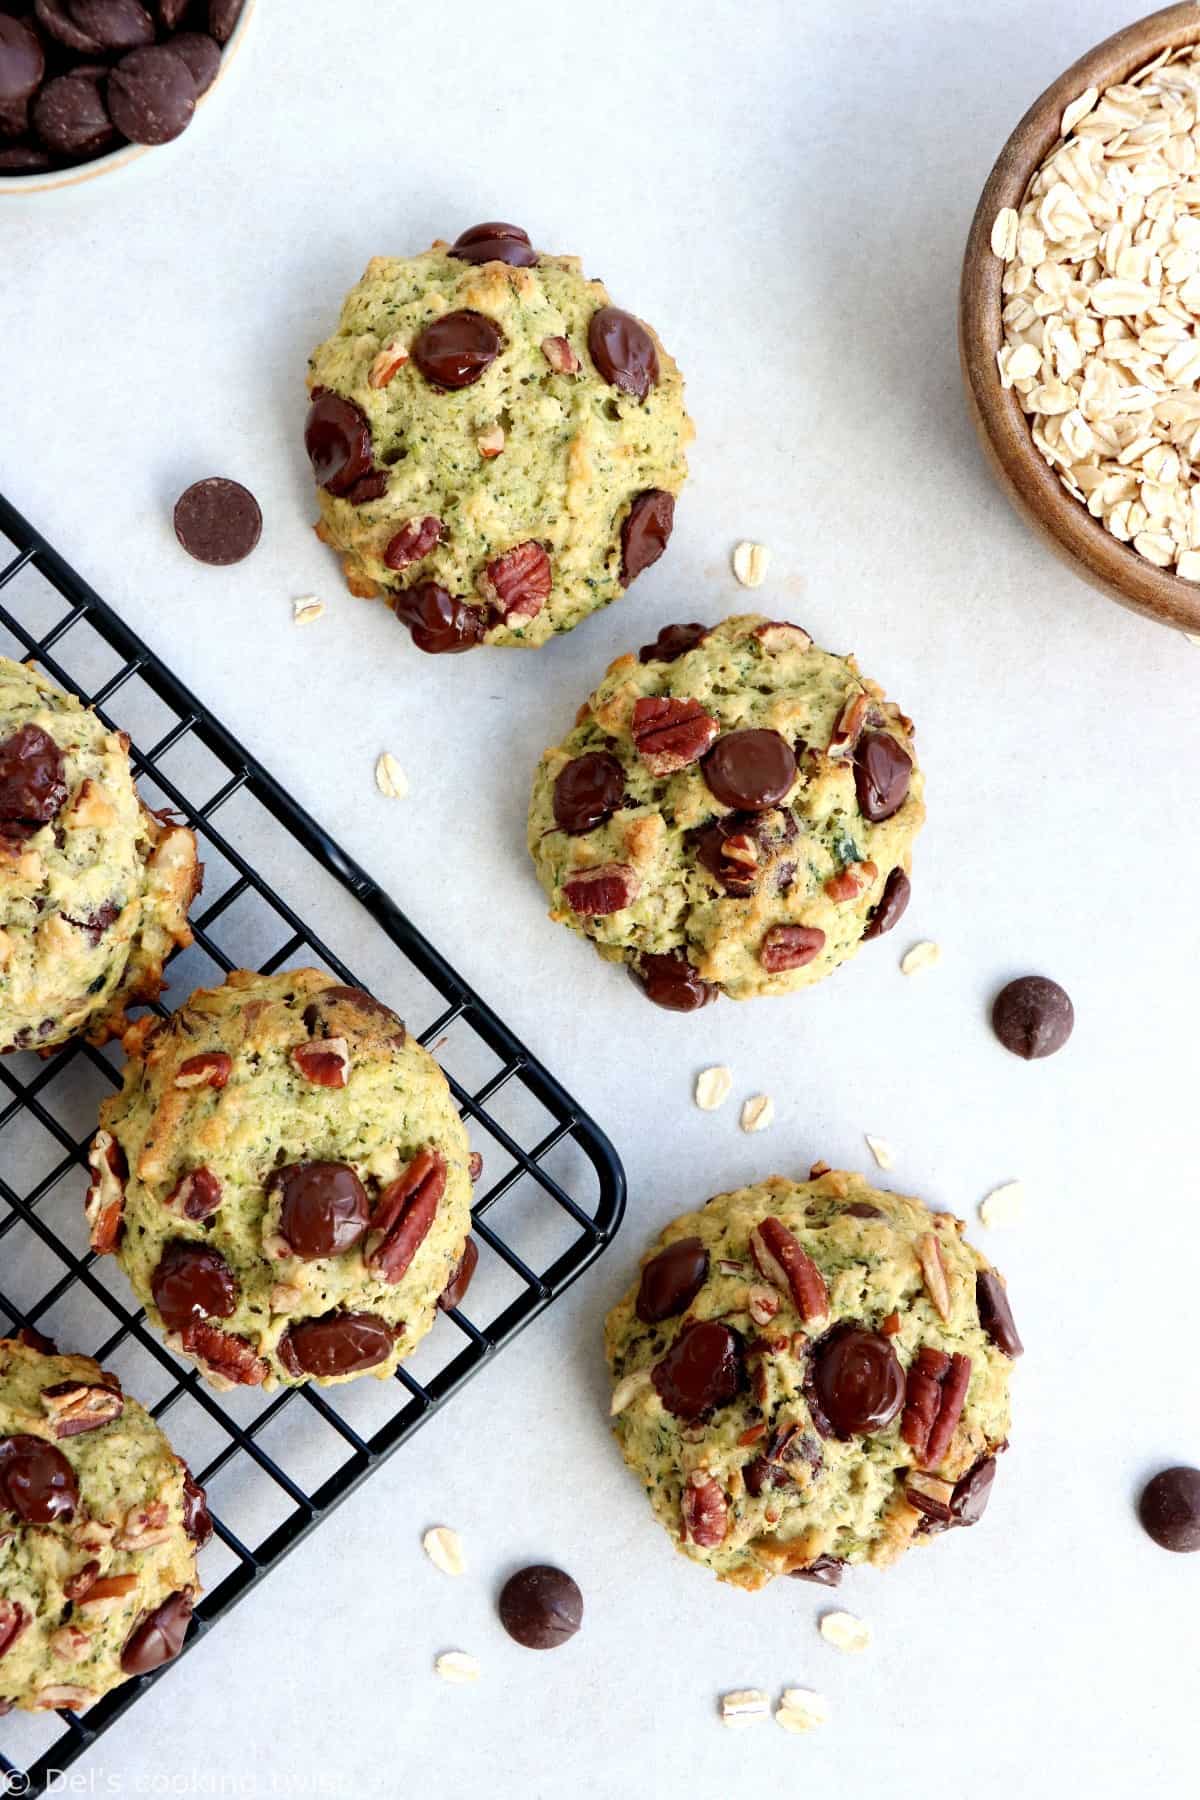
(291, 1036), (351, 1088)
(760, 924), (825, 972)
(827, 690), (870, 758)
(164, 1166), (222, 1221)
(881, 1310), (901, 1335)
(174, 1052), (232, 1091)
(541, 334), (581, 374)
(116, 1501), (172, 1552)
(0, 1601), (27, 1658)
(384, 514), (443, 569)
(51, 1626), (91, 1663)
(33, 1683), (93, 1711)
(562, 862), (639, 916)
(368, 340), (409, 388)
(747, 1285), (780, 1326)
(748, 1217), (829, 1322)
(178, 1322), (267, 1387)
(365, 1148), (445, 1283)
(630, 696), (719, 776)
(84, 1128), (126, 1255)
(77, 1573), (140, 1615)
(477, 540), (552, 623)
(63, 1560), (101, 1601)
(824, 860), (878, 903)
(681, 1472), (728, 1547)
(40, 1381), (124, 1439)
(753, 620), (812, 652)
(917, 1232), (951, 1320)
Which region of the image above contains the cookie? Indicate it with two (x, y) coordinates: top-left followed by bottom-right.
(86, 969), (475, 1390)
(0, 1333), (208, 1714)
(604, 1170), (1019, 1589)
(305, 223), (692, 651)
(0, 658), (199, 1053)
(527, 616), (924, 1007)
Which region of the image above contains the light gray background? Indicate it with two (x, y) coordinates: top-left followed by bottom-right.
(2, 1), (1197, 1794)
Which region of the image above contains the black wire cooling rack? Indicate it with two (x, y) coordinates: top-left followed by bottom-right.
(0, 490), (626, 1797)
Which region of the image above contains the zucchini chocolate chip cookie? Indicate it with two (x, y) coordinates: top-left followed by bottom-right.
(0, 658), (198, 1052)
(86, 969), (475, 1390)
(604, 1170), (1021, 1590)
(0, 1332), (210, 1715)
(305, 221), (691, 651)
(527, 615), (923, 1008)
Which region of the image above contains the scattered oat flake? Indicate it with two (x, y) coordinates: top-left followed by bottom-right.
(775, 1688), (829, 1734)
(732, 541), (771, 588)
(900, 941), (941, 976)
(980, 1180), (1025, 1229)
(695, 1066), (733, 1111)
(291, 595), (325, 625)
(375, 753), (409, 800)
(721, 1689), (769, 1729)
(477, 424), (505, 458)
(422, 1526), (466, 1576)
(865, 1134), (895, 1171)
(740, 1095), (774, 1133)
(435, 1651), (480, 1684)
(990, 206), (1019, 261)
(609, 1368), (652, 1415)
(820, 1610), (872, 1654)
(1185, 631), (1200, 645)
(1061, 86), (1099, 135)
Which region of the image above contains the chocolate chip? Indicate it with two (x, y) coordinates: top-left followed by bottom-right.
(619, 489), (674, 584)
(61, 899), (121, 945)
(498, 1565), (582, 1650)
(67, 0), (155, 52)
(787, 1555), (844, 1587)
(808, 1323), (904, 1439)
(975, 1271), (1023, 1358)
(342, 467), (388, 506)
(181, 1466), (213, 1548)
(1138, 1466), (1200, 1553)
(268, 1162), (369, 1261)
(279, 1310), (394, 1379)
(632, 950), (720, 1012)
(437, 1236), (478, 1313)
(635, 1236), (709, 1324)
(158, 0), (189, 25)
(853, 731), (912, 823)
(392, 582), (487, 654)
(552, 751), (625, 835)
(843, 1201), (883, 1220)
(587, 305), (658, 401)
(303, 984), (405, 1042)
(173, 476), (262, 565)
(0, 724), (67, 824)
(952, 1455), (996, 1526)
(991, 975), (1074, 1061)
(411, 309), (504, 390)
(120, 1589), (192, 1675)
(450, 221), (537, 267)
(108, 43), (196, 144)
(304, 389), (373, 496)
(638, 622), (707, 664)
(208, 0), (242, 44)
(0, 18), (43, 106)
(166, 31), (220, 94)
(35, 0), (105, 54)
(16, 1325), (58, 1354)
(151, 1240), (238, 1332)
(34, 66), (116, 155)
(862, 866), (910, 940)
(0, 1433), (79, 1522)
(0, 142), (51, 172)
(702, 729), (797, 811)
(651, 1320), (742, 1420)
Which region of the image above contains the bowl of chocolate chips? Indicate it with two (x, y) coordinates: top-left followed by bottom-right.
(0, 0), (253, 194)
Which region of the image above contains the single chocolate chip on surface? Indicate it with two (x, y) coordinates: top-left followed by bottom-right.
(450, 220), (537, 267)
(498, 1565), (582, 1650)
(33, 68), (116, 157)
(588, 305), (658, 401)
(620, 488), (675, 584)
(703, 729), (797, 811)
(173, 476), (262, 565)
(108, 43), (196, 145)
(0, 17), (43, 105)
(305, 389), (373, 496)
(151, 1240), (238, 1332)
(165, 31), (221, 95)
(991, 975), (1074, 1060)
(809, 1323), (904, 1439)
(635, 1236), (709, 1324)
(638, 621), (707, 664)
(0, 1433), (79, 1523)
(552, 751), (625, 835)
(1138, 1466), (1200, 1552)
(411, 309), (504, 390)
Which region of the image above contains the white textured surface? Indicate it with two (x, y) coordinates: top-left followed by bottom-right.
(1, 2), (1197, 1794)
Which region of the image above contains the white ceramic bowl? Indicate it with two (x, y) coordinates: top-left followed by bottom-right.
(0, 0), (256, 197)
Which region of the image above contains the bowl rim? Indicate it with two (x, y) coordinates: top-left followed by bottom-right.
(960, 0), (1200, 633)
(0, 0), (256, 198)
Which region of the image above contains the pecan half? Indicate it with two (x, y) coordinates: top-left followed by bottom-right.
(748, 1217), (829, 1322)
(753, 620), (812, 653)
(365, 1148), (445, 1283)
(901, 1347), (971, 1467)
(384, 514), (443, 569)
(77, 1573), (140, 1615)
(174, 1052), (232, 1091)
(368, 340), (409, 388)
(291, 1037), (351, 1088)
(681, 1472), (728, 1548)
(0, 1601), (27, 1659)
(541, 334), (581, 374)
(84, 1128), (126, 1255)
(924, 1354), (971, 1468)
(760, 924), (826, 972)
(824, 860), (878, 903)
(40, 1381), (124, 1439)
(917, 1232), (951, 1320)
(164, 1166), (222, 1221)
(562, 862), (639, 915)
(178, 1322), (267, 1387)
(827, 690), (870, 758)
(478, 540), (552, 623)
(630, 696), (719, 776)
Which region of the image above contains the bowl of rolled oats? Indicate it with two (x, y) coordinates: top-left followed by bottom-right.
(961, 2), (1200, 633)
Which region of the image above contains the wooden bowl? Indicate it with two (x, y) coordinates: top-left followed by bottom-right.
(960, 2), (1200, 633)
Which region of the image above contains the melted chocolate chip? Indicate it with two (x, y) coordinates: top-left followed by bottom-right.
(853, 731), (912, 823)
(787, 1554), (844, 1587)
(552, 751), (625, 835)
(437, 1236), (479, 1313)
(269, 1161), (369, 1260)
(305, 389), (373, 496)
(392, 582), (487, 654)
(632, 950), (720, 1012)
(151, 1240), (238, 1332)
(809, 1323), (904, 1439)
(174, 477), (262, 565)
(120, 1589), (192, 1675)
(302, 984), (405, 1042)
(620, 489), (675, 584)
(651, 1320), (742, 1421)
(975, 1271), (1023, 1358)
(1138, 1466), (1200, 1552)
(862, 866), (910, 940)
(702, 730), (797, 811)
(280, 1310), (394, 1379)
(498, 1565), (582, 1649)
(0, 1433), (78, 1523)
(450, 221), (537, 267)
(638, 622), (708, 664)
(587, 306), (658, 401)
(952, 1455), (996, 1527)
(411, 309), (504, 390)
(107, 43), (196, 145)
(0, 724), (67, 824)
(991, 976), (1074, 1061)
(694, 807), (798, 897)
(181, 1466), (213, 1548)
(635, 1236), (709, 1324)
